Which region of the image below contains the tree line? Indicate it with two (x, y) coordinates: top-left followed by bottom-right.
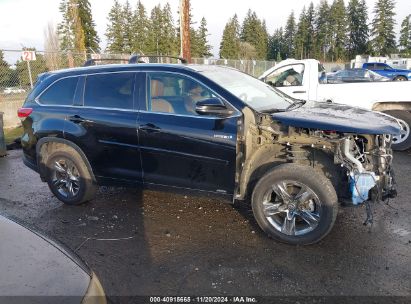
(221, 0), (411, 62)
(2, 0), (411, 89)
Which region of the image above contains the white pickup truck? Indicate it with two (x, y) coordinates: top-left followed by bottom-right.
(259, 59), (411, 150)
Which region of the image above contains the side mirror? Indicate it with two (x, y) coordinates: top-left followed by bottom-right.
(195, 98), (231, 116)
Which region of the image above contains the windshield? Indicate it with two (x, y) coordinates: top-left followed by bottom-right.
(196, 67), (292, 112)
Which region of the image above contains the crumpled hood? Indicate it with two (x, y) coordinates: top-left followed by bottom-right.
(271, 102), (402, 135)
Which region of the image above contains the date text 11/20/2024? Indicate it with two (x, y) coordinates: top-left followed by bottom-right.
(149, 297), (257, 303)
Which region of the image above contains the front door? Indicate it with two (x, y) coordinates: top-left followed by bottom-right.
(137, 71), (239, 194)
(265, 63), (310, 101)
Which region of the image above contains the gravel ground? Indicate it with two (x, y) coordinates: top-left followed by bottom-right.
(0, 149), (410, 302)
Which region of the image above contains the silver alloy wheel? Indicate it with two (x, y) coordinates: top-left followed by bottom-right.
(392, 118), (410, 145)
(51, 158), (80, 198)
(261, 180), (321, 236)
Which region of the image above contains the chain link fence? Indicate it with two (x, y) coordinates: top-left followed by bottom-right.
(0, 49), (348, 128)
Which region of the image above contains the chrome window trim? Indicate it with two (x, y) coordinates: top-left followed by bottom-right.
(33, 69), (242, 118)
(35, 71), (139, 108)
(138, 110), (240, 120)
(144, 70), (241, 117)
(35, 75), (80, 107)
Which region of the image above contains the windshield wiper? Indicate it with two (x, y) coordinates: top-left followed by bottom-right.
(286, 99), (306, 111)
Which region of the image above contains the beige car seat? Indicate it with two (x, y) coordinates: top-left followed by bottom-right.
(151, 79), (174, 113)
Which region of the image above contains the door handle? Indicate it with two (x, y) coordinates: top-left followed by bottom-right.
(292, 90), (306, 94)
(139, 123), (161, 133)
(68, 115), (86, 123)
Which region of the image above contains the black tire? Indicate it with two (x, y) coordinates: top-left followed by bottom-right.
(393, 76), (407, 81)
(383, 110), (411, 151)
(45, 145), (97, 205)
(251, 164), (338, 245)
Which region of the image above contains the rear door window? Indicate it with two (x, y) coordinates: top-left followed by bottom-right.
(374, 64), (386, 71)
(84, 73), (135, 109)
(38, 77), (78, 105)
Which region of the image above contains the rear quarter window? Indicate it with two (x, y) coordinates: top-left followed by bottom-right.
(38, 77), (78, 105)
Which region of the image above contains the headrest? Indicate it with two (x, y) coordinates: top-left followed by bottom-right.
(151, 79), (164, 97)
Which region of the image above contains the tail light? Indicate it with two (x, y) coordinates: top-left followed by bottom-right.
(17, 108), (33, 119)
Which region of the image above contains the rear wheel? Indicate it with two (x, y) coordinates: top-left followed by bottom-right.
(45, 146), (96, 205)
(251, 164), (338, 245)
(383, 110), (411, 151)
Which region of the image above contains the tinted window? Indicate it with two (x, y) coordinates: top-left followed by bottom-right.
(84, 73), (134, 109)
(39, 77), (78, 105)
(374, 64), (386, 71)
(147, 73), (216, 116)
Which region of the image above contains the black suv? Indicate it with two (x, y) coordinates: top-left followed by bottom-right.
(20, 61), (401, 245)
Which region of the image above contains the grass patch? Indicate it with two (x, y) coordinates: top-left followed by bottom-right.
(4, 126), (23, 145)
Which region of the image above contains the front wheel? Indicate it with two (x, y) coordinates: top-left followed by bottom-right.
(393, 76), (407, 81)
(383, 110), (411, 151)
(251, 164), (338, 245)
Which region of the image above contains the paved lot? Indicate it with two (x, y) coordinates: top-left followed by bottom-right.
(0, 150), (410, 301)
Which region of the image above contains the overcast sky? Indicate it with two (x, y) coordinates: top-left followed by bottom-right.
(0, 0), (410, 63)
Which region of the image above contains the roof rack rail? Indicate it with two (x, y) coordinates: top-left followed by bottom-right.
(129, 54), (187, 64)
(83, 58), (129, 67)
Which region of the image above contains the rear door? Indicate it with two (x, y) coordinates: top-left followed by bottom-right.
(136, 71), (239, 195)
(64, 72), (143, 182)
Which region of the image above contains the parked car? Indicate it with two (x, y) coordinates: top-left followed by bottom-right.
(19, 61), (401, 245)
(326, 68), (390, 84)
(362, 62), (411, 81)
(260, 59), (411, 150)
(0, 213), (106, 303)
(3, 87), (26, 94)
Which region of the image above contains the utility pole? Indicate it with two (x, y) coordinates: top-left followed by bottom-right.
(180, 0), (191, 62)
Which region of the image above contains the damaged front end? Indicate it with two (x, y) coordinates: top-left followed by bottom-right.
(336, 134), (397, 205)
(236, 107), (398, 209)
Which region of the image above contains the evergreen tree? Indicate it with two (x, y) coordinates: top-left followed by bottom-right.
(283, 12), (296, 59)
(195, 17), (213, 57)
(77, 0), (100, 52)
(122, 0), (134, 53)
(314, 0), (331, 61)
(268, 28), (284, 61)
(329, 0), (347, 61)
(219, 14), (240, 59)
(294, 7), (308, 59)
(371, 0), (397, 55)
(399, 15), (410, 54)
(148, 4), (163, 54)
(347, 0), (369, 57)
(58, 0), (99, 53)
(132, 1), (150, 54)
(105, 0), (125, 53)
(147, 3), (177, 56)
(0, 50), (11, 87)
(58, 0), (75, 51)
(241, 10), (268, 59)
(305, 2), (316, 58)
(160, 3), (178, 55)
